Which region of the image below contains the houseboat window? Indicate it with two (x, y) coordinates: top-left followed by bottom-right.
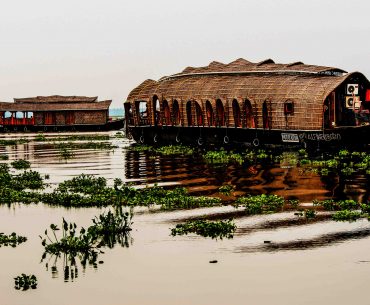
(153, 95), (160, 126)
(134, 101), (148, 125)
(124, 103), (134, 125)
(262, 101), (270, 129)
(186, 101), (192, 126)
(284, 101), (294, 115)
(232, 99), (241, 127)
(195, 102), (203, 126)
(172, 100), (181, 125)
(216, 99), (225, 126)
(4, 111), (11, 118)
(206, 101), (214, 126)
(244, 100), (255, 128)
(162, 100), (171, 125)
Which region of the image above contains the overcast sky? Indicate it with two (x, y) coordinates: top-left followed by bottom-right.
(0, 0), (369, 107)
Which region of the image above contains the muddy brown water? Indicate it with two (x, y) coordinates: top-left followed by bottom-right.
(1, 132), (370, 305)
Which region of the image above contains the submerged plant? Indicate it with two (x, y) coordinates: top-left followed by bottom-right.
(0, 232), (27, 247)
(14, 274), (37, 290)
(171, 219), (236, 239)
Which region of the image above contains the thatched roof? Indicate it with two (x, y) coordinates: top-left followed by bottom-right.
(0, 99), (111, 112)
(126, 58), (360, 105)
(14, 95), (98, 104)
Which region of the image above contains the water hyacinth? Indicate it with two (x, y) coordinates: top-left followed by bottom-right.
(0, 232), (27, 247)
(235, 194), (285, 214)
(171, 219), (236, 239)
(14, 274), (37, 291)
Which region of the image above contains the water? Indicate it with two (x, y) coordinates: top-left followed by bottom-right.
(1, 133), (370, 305)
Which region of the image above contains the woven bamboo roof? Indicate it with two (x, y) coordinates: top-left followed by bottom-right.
(0, 99), (111, 112)
(14, 95), (98, 104)
(127, 58), (365, 105)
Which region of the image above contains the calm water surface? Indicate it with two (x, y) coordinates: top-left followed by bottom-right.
(0, 132), (369, 305)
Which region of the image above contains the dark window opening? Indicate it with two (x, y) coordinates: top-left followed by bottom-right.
(205, 101), (214, 126)
(284, 101), (294, 115)
(232, 99), (241, 127)
(172, 100), (181, 125)
(162, 100), (171, 125)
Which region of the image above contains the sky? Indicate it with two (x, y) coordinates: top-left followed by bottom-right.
(0, 0), (369, 107)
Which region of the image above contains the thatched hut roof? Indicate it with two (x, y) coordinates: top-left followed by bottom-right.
(0, 97), (111, 112)
(14, 95), (98, 104)
(126, 58), (361, 105)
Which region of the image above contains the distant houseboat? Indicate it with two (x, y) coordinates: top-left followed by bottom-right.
(124, 58), (370, 147)
(0, 95), (124, 132)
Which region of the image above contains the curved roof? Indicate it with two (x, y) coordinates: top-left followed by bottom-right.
(127, 58), (367, 106)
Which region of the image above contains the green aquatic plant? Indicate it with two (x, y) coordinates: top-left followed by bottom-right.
(287, 199), (300, 209)
(218, 185), (235, 196)
(332, 210), (362, 222)
(235, 194), (285, 214)
(0, 154), (9, 160)
(11, 159), (31, 170)
(155, 145), (195, 156)
(40, 219), (100, 259)
(0, 138), (29, 146)
(0, 232), (27, 247)
(58, 145), (74, 160)
(14, 274), (37, 290)
(171, 219), (236, 239)
(203, 149), (244, 165)
(313, 199), (360, 211)
(87, 207), (133, 248)
(34, 133), (47, 141)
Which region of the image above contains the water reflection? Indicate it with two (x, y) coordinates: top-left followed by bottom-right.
(236, 226), (370, 253)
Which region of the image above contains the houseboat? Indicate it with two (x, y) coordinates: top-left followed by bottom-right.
(0, 95), (124, 132)
(124, 58), (370, 147)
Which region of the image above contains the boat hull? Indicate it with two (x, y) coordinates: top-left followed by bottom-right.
(0, 119), (125, 133)
(128, 125), (370, 148)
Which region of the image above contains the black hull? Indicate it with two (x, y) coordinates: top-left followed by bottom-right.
(128, 125), (370, 148)
(0, 119), (125, 133)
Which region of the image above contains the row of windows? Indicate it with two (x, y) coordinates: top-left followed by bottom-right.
(125, 98), (294, 128)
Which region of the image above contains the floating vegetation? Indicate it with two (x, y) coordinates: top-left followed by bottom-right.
(299, 149), (370, 176)
(235, 194), (285, 214)
(58, 146), (74, 160)
(34, 134), (111, 142)
(0, 232), (27, 247)
(0, 164), (44, 205)
(11, 159), (31, 170)
(171, 219), (236, 239)
(14, 274), (37, 291)
(0, 154), (9, 160)
(313, 199), (360, 211)
(114, 179), (221, 210)
(130, 144), (195, 156)
(56, 141), (117, 151)
(0, 138), (29, 146)
(40, 218), (101, 271)
(87, 206), (133, 248)
(34, 133), (47, 141)
(332, 210), (363, 222)
(154, 145), (195, 156)
(294, 209), (317, 220)
(41, 210), (133, 281)
(41, 174), (116, 207)
(203, 149), (244, 165)
(218, 185), (235, 196)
